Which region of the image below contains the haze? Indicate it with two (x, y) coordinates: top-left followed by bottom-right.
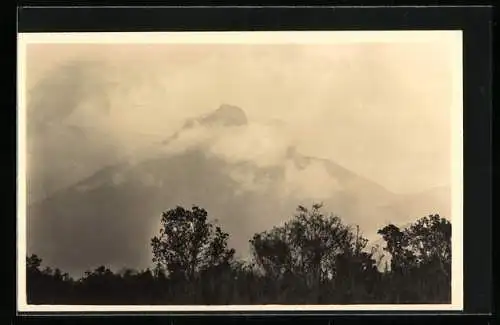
(26, 41), (454, 199)
(20, 35), (462, 275)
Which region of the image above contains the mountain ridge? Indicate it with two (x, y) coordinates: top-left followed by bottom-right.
(26, 104), (450, 276)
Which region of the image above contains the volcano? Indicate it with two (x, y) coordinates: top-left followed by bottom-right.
(26, 104), (451, 276)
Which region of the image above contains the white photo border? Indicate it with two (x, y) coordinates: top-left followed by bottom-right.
(16, 31), (464, 313)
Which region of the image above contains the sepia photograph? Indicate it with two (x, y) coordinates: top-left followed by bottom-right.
(17, 31), (463, 312)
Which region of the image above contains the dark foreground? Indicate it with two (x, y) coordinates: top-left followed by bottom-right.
(27, 261), (451, 305)
(26, 205), (451, 305)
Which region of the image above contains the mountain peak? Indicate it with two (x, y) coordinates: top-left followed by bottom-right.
(161, 104), (248, 146)
(200, 104), (248, 127)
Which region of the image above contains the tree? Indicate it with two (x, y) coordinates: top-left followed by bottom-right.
(151, 205), (235, 281)
(406, 214), (451, 276)
(377, 214), (452, 302)
(378, 214), (451, 276)
(377, 224), (416, 274)
(24, 209), (452, 305)
(250, 203), (374, 302)
(26, 254), (42, 272)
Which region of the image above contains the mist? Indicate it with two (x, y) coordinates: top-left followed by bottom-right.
(23, 40), (457, 275)
(26, 42), (454, 196)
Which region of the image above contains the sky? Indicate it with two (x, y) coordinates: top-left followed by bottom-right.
(24, 33), (459, 195)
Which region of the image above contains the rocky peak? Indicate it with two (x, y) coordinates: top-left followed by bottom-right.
(199, 104), (248, 127)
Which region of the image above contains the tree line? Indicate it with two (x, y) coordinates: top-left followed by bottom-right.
(26, 203), (451, 305)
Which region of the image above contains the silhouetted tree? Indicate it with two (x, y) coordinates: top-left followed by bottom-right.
(25, 206), (452, 305)
(250, 203), (376, 303)
(151, 206), (235, 281)
(27, 254), (42, 271)
(377, 224), (415, 275)
(407, 214), (451, 275)
(377, 214), (452, 302)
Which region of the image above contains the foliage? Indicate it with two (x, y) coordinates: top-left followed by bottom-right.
(377, 214), (452, 302)
(249, 203), (380, 303)
(26, 205), (452, 305)
(151, 205), (235, 281)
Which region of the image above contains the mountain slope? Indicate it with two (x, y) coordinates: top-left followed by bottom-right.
(26, 104), (450, 276)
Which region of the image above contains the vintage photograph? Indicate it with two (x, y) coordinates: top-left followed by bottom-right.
(17, 31), (463, 311)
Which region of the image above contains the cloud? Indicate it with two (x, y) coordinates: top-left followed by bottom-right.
(111, 173), (126, 186)
(158, 118), (294, 166)
(157, 117), (344, 201)
(228, 167), (271, 194)
(283, 160), (342, 200)
(208, 123), (292, 168)
(24, 42), (455, 275)
(27, 42), (454, 197)
(160, 124), (214, 155)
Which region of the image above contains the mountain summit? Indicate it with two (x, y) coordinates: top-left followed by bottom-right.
(162, 104), (248, 146)
(199, 104), (248, 127)
(27, 104), (450, 275)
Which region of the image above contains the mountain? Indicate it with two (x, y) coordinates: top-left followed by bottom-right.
(25, 60), (122, 205)
(161, 104), (248, 147)
(26, 104), (450, 276)
(26, 123), (121, 205)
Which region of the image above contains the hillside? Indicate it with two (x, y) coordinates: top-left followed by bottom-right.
(26, 105), (450, 276)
